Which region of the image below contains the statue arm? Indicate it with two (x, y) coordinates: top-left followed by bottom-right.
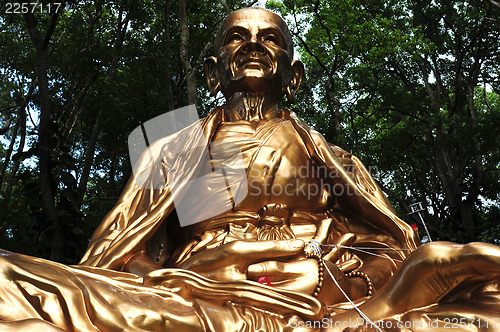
(123, 250), (163, 277)
(79, 177), (144, 267)
(80, 109), (224, 271)
(323, 242), (500, 331)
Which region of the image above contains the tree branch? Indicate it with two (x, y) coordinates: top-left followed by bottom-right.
(489, 0), (500, 9)
(217, 0), (230, 14)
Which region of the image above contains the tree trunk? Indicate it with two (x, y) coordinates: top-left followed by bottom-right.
(325, 75), (343, 145)
(0, 81), (34, 227)
(179, 0), (197, 105)
(163, 0), (175, 111)
(24, 11), (62, 261)
(2, 107), (27, 216)
(0, 113), (20, 190)
(77, 109), (102, 201)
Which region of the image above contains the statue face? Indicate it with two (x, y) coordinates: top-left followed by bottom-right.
(212, 8), (295, 98)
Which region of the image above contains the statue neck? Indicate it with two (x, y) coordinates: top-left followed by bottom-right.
(224, 92), (281, 122)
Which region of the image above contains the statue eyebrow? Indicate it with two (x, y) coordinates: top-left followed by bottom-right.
(258, 27), (285, 46)
(224, 26), (286, 47)
(224, 26), (250, 44)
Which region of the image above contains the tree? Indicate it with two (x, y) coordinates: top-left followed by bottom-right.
(0, 0), (260, 262)
(268, 0), (500, 243)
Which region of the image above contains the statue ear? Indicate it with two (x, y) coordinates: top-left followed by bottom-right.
(285, 60), (304, 103)
(204, 56), (221, 96)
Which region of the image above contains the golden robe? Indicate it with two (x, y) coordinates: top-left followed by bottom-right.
(1, 108), (498, 332)
(80, 108), (417, 270)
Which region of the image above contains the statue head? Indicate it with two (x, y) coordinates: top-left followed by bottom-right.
(205, 8), (304, 102)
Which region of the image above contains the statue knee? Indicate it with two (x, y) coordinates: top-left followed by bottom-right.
(415, 242), (458, 263)
(414, 242), (500, 276)
(403, 242), (475, 275)
(463, 241), (500, 255)
(462, 242), (500, 268)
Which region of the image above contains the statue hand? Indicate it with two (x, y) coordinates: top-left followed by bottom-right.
(246, 233), (365, 302)
(246, 258), (322, 295)
(247, 255), (354, 304)
(178, 239), (305, 281)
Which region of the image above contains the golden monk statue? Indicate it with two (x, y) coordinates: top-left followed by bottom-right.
(0, 8), (499, 332)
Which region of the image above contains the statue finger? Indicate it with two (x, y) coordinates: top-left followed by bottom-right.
(247, 259), (316, 281)
(225, 239), (305, 266)
(323, 233), (356, 263)
(180, 239), (304, 271)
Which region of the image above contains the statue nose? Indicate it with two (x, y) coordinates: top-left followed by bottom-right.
(241, 39), (266, 55)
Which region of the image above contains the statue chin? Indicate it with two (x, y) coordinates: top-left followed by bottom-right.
(0, 7), (499, 332)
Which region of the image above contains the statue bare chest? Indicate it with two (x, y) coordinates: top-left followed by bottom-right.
(211, 120), (331, 213)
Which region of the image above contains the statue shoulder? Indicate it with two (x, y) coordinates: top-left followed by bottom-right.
(300, 123), (385, 202)
(326, 143), (356, 168)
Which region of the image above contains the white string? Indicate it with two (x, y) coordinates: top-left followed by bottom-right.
(308, 239), (384, 331)
(307, 239), (323, 257)
(335, 245), (404, 263)
(321, 244), (414, 251)
(321, 259), (383, 332)
(316, 242), (414, 263)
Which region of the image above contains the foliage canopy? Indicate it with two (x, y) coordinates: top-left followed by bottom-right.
(0, 0), (499, 263)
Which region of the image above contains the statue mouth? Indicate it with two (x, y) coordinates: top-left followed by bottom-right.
(237, 56), (271, 68)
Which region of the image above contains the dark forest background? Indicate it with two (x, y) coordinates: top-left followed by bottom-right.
(0, 0), (499, 264)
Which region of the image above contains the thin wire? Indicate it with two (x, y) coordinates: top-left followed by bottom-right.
(321, 244), (414, 251)
(322, 260), (383, 332)
(314, 242), (413, 263)
(337, 245), (403, 263)
(308, 239), (323, 257)
(308, 240), (385, 330)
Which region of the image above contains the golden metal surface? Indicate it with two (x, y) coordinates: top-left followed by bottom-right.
(0, 8), (499, 331)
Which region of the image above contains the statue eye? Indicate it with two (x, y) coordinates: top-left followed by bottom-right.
(263, 34), (280, 46)
(226, 33), (244, 44)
